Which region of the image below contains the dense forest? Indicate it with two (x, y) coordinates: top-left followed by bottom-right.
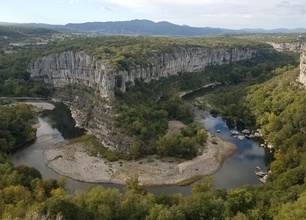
(0, 28), (306, 219)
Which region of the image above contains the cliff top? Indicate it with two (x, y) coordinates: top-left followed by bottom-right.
(35, 35), (268, 71)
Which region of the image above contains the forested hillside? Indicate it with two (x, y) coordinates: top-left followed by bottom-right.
(0, 26), (57, 46)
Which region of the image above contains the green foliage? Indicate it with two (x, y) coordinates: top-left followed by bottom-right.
(0, 25), (57, 44)
(238, 33), (306, 44)
(192, 176), (214, 194)
(244, 66), (306, 152)
(84, 134), (131, 161)
(116, 81), (195, 157)
(180, 190), (225, 219)
(74, 186), (122, 220)
(275, 191), (306, 220)
(225, 187), (255, 217)
(156, 134), (197, 159)
(156, 122), (206, 159)
(0, 51), (51, 97)
(0, 104), (36, 156)
(39, 196), (80, 220)
(124, 174), (146, 195)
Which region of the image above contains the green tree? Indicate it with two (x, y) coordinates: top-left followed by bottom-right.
(275, 191), (306, 220)
(39, 196), (80, 220)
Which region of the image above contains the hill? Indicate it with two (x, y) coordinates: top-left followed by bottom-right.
(2, 19), (306, 36)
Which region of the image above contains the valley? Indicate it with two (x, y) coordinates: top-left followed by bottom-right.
(0, 25), (306, 219)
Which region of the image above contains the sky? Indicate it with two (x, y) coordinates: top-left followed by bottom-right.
(1, 0), (306, 29)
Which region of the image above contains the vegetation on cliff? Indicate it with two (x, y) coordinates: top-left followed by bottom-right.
(234, 33), (306, 44)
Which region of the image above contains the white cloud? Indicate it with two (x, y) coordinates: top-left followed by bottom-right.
(96, 0), (305, 28)
(69, 0), (81, 4)
(18, 0), (306, 29)
(100, 6), (116, 11)
(276, 1), (306, 15)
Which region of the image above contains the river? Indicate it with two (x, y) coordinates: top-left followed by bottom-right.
(12, 90), (269, 196)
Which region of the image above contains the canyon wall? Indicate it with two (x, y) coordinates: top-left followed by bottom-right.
(267, 41), (306, 88)
(300, 51), (306, 88)
(29, 47), (257, 98)
(267, 41), (306, 52)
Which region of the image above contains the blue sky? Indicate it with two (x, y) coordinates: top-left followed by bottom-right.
(1, 0), (306, 29)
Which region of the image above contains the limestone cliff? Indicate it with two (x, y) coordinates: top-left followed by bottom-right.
(267, 41), (306, 52)
(300, 51), (306, 88)
(29, 47), (257, 98)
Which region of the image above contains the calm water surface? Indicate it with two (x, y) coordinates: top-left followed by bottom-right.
(13, 95), (269, 196)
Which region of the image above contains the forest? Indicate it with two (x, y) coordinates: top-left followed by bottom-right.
(0, 28), (306, 219)
(0, 104), (36, 163)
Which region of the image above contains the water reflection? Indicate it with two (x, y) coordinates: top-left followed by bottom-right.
(39, 103), (85, 139)
(198, 112), (268, 189)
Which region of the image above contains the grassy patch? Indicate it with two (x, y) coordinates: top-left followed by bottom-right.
(83, 134), (132, 162)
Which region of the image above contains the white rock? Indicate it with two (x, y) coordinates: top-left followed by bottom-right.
(29, 47), (258, 98)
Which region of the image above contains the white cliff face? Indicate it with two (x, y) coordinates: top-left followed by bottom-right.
(300, 51), (306, 88)
(29, 47), (257, 97)
(267, 41), (306, 88)
(267, 41), (306, 52)
(29, 51), (116, 97)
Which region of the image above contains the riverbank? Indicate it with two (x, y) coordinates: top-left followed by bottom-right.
(43, 132), (236, 186)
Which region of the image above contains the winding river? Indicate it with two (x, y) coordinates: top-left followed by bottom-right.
(12, 90), (270, 196)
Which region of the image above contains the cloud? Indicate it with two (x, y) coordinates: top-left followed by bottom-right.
(100, 6), (116, 11)
(276, 1), (306, 15)
(69, 0), (81, 4)
(54, 0), (306, 28)
(57, 0), (82, 4)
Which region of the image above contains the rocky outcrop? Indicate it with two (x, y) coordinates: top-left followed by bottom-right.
(300, 51), (306, 88)
(267, 41), (306, 88)
(53, 86), (131, 151)
(29, 47), (257, 98)
(267, 41), (306, 52)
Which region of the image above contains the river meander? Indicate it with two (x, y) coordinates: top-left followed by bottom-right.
(12, 92), (269, 196)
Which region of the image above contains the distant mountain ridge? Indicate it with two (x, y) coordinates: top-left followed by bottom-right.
(64, 20), (230, 36)
(1, 19), (306, 36)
